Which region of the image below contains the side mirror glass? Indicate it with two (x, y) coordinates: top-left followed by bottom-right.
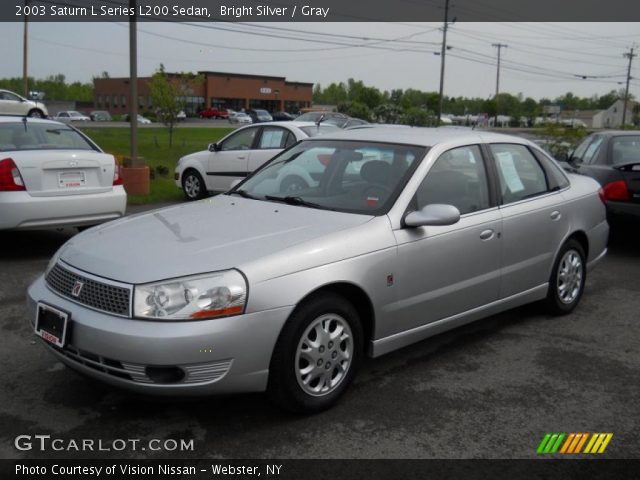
(404, 204), (461, 228)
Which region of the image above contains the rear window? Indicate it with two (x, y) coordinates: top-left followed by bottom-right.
(0, 123), (97, 152)
(611, 136), (640, 166)
(299, 125), (341, 137)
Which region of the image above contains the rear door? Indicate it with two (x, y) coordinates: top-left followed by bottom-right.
(247, 126), (297, 173)
(489, 143), (569, 298)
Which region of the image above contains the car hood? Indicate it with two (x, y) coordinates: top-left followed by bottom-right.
(59, 195), (374, 284)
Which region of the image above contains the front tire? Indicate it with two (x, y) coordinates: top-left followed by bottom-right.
(28, 109), (44, 118)
(268, 293), (363, 413)
(280, 175), (308, 194)
(545, 239), (586, 315)
(181, 169), (207, 201)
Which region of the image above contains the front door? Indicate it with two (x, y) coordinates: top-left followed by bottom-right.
(391, 145), (502, 335)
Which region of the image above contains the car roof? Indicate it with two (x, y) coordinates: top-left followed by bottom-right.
(301, 126), (530, 147)
(0, 115), (64, 126)
(591, 130), (640, 137)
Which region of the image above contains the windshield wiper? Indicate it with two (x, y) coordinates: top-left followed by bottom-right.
(264, 195), (328, 210)
(227, 189), (258, 200)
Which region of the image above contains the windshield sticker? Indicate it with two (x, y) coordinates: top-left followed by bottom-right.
(495, 152), (525, 193)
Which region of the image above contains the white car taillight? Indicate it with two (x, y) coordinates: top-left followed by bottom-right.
(0, 158), (26, 191)
(113, 165), (123, 186)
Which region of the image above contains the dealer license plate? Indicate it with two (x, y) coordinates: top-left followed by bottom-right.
(58, 170), (86, 188)
(35, 303), (69, 348)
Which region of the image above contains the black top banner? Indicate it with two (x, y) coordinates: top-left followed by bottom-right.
(5, 0), (640, 22)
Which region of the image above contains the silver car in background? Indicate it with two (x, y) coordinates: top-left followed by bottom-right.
(0, 116), (126, 230)
(27, 128), (607, 413)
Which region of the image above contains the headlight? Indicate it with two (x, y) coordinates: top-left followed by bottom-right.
(133, 270), (247, 321)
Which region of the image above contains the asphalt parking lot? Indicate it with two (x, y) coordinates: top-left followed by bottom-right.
(1, 208), (638, 460)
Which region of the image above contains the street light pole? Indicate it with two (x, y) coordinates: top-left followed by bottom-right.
(129, 0), (138, 166)
(437, 0), (450, 126)
(622, 47), (636, 127)
(492, 43), (507, 128)
(22, 0), (29, 97)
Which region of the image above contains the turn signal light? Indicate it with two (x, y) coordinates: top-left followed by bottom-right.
(0, 158), (26, 191)
(602, 180), (630, 202)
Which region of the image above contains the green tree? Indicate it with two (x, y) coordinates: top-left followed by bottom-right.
(149, 65), (203, 146)
(337, 101), (371, 121)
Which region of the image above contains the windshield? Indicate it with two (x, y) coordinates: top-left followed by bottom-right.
(233, 140), (426, 215)
(0, 122), (97, 152)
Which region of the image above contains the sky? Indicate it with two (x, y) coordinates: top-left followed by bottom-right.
(0, 21), (638, 101)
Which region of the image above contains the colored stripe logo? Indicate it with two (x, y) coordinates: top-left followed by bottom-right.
(537, 433), (613, 454)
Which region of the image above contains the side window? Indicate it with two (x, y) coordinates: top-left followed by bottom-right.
(284, 131), (297, 148)
(611, 135), (640, 165)
(258, 127), (287, 149)
(571, 137), (591, 161)
(220, 127), (257, 151)
(415, 145), (490, 215)
(490, 144), (549, 204)
(582, 136), (604, 164)
(1, 92), (20, 102)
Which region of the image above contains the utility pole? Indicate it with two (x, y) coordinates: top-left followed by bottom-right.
(129, 0), (138, 166)
(492, 43), (507, 128)
(22, 0), (29, 97)
(437, 0), (450, 126)
(622, 47), (636, 126)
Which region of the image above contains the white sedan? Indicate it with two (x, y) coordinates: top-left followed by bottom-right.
(53, 111), (91, 122)
(175, 121), (340, 200)
(228, 112), (252, 124)
(0, 116), (126, 230)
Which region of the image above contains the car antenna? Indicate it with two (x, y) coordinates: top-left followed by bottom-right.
(22, 115), (28, 131)
(315, 114), (325, 127)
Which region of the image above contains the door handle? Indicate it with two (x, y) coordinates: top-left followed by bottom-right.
(479, 229), (494, 241)
(237, 155), (247, 160)
(550, 210), (561, 221)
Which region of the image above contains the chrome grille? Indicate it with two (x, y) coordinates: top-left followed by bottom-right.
(46, 263), (131, 316)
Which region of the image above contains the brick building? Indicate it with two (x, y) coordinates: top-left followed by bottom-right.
(93, 71), (313, 116)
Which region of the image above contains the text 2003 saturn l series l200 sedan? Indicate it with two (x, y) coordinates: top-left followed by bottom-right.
(27, 127), (608, 413)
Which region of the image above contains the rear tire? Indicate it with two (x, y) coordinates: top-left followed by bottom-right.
(545, 239), (586, 315)
(28, 109), (44, 118)
(181, 169), (207, 201)
(268, 293), (363, 413)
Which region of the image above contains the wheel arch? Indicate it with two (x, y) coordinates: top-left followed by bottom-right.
(278, 281), (376, 358)
(549, 229), (589, 279)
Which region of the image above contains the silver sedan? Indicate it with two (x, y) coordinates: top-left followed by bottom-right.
(27, 128), (608, 413)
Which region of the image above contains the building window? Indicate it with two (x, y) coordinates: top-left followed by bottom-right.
(112, 95), (118, 108)
(148, 96), (153, 108)
(138, 96), (145, 109)
(121, 95), (127, 107)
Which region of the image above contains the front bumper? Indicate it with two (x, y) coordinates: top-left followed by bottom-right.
(0, 187), (126, 230)
(27, 275), (292, 395)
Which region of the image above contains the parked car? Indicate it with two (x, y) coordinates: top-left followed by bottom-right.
(271, 111), (295, 121)
(89, 111), (112, 122)
(343, 117), (369, 128)
(200, 107), (229, 119)
(29, 128), (607, 413)
(295, 111), (350, 128)
(177, 110), (187, 121)
(53, 111), (91, 122)
(228, 112), (252, 125)
(124, 114), (152, 124)
(175, 121), (339, 200)
(0, 116), (126, 230)
(0, 89), (48, 118)
(247, 109), (273, 123)
(559, 131), (640, 222)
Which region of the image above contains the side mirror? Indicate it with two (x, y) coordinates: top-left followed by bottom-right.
(404, 204), (461, 228)
(208, 143), (220, 152)
(556, 151), (569, 162)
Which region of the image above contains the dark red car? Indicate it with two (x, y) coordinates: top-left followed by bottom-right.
(200, 108), (229, 119)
